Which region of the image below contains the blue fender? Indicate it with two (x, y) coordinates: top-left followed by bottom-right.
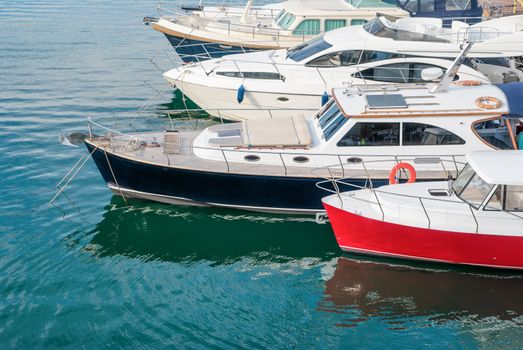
(237, 84), (245, 103)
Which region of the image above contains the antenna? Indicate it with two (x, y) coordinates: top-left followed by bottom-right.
(430, 42), (473, 94)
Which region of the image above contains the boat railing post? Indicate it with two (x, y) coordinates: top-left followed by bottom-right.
(327, 166), (343, 207)
(439, 158), (448, 178)
(279, 153), (287, 175)
(268, 109), (273, 119)
(228, 21), (231, 36)
(452, 155), (459, 176)
(468, 204), (479, 233)
(221, 149), (230, 173)
(361, 160), (373, 189)
(419, 197), (431, 229)
(373, 189), (385, 221)
(337, 155), (345, 178)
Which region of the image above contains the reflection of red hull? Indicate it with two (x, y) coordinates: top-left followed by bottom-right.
(323, 203), (523, 270)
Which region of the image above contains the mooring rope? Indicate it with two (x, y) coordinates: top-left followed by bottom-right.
(103, 149), (128, 205)
(50, 145), (99, 204)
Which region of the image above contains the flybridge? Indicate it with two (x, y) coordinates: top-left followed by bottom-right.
(333, 83), (510, 117)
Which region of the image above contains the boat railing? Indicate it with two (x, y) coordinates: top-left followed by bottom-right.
(163, 48), (491, 85)
(316, 163), (523, 231)
(158, 1), (282, 21)
(87, 119), (473, 179)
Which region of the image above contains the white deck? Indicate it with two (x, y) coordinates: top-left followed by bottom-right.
(323, 181), (523, 236)
(334, 83), (509, 117)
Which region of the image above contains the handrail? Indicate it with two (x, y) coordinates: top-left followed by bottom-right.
(87, 119), (472, 182)
(315, 167), (523, 233)
(164, 49), (491, 86)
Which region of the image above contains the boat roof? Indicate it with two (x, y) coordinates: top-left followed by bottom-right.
(466, 151), (523, 186)
(280, 0), (406, 15)
(332, 83), (509, 118)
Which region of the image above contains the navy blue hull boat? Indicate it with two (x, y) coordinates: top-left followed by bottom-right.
(83, 75), (523, 213)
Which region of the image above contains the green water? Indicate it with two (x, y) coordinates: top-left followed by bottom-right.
(1, 0), (523, 348)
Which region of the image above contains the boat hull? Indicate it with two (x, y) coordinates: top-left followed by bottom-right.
(86, 142), (394, 214)
(162, 33), (262, 63)
(323, 203), (523, 269)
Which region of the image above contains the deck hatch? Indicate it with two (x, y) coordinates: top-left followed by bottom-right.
(366, 94), (407, 109)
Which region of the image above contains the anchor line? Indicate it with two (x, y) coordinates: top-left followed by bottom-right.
(103, 149), (128, 205)
(50, 145), (99, 204)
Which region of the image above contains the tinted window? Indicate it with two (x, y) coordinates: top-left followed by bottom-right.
(216, 71), (283, 80)
(325, 19), (347, 32)
(403, 123), (465, 145)
(337, 122), (400, 146)
(287, 35), (333, 62)
(307, 50), (409, 67)
(277, 12), (296, 29)
(353, 63), (449, 83)
(445, 0), (471, 11)
(473, 118), (513, 150)
(317, 102), (348, 141)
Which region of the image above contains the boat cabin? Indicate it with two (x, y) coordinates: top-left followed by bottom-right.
(271, 0), (408, 36)
(453, 151), (523, 211)
(192, 82), (519, 169)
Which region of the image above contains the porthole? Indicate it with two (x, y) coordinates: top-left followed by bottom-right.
(244, 154), (260, 162)
(293, 156), (309, 163)
(277, 97), (290, 102)
(347, 157), (362, 164)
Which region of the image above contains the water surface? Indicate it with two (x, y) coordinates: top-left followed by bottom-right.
(1, 1), (523, 348)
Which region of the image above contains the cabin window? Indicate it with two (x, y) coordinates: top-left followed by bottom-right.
(306, 50), (410, 67)
(351, 19), (368, 26)
(293, 19), (321, 36)
(402, 123), (465, 145)
(337, 122), (400, 147)
(318, 102), (348, 141)
(287, 35), (333, 62)
(352, 63), (450, 83)
(458, 173), (494, 208)
(325, 19), (346, 32)
(277, 12), (296, 29)
(505, 186), (523, 211)
(485, 185), (523, 211)
(216, 71), (283, 80)
(473, 118), (513, 150)
(445, 0), (471, 11)
(397, 0), (435, 13)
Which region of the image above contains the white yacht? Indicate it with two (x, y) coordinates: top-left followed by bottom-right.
(149, 0), (409, 62)
(163, 16), (523, 121)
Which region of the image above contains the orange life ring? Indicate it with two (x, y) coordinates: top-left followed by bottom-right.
(455, 80), (482, 86)
(389, 162), (417, 185)
(475, 96), (501, 109)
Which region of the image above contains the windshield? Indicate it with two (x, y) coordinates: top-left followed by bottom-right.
(276, 11), (296, 29)
(452, 163), (475, 195)
(317, 100), (348, 141)
(345, 0), (397, 7)
(458, 172), (494, 207)
(363, 17), (450, 43)
(287, 35), (333, 61)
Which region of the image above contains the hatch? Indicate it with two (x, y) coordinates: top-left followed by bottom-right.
(366, 94), (407, 109)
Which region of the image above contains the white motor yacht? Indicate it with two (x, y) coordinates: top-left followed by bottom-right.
(149, 0), (409, 62)
(163, 17), (523, 121)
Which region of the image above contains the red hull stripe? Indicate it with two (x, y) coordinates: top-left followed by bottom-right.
(323, 203), (523, 270)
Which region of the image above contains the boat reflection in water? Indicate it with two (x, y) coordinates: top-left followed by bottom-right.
(85, 197), (338, 264)
(320, 257), (523, 328)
